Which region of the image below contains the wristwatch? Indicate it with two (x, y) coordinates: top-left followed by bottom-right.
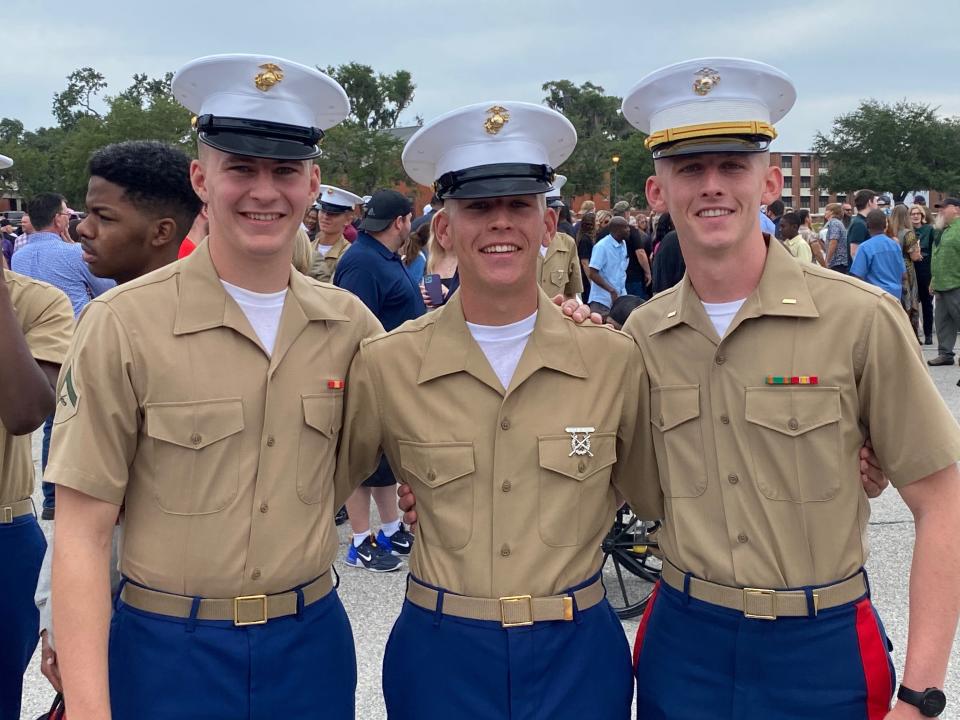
(897, 685), (946, 717)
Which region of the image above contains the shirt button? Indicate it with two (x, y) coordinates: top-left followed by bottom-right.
(720, 415), (730, 425)
(500, 419), (511, 431)
(658, 415), (664, 426)
(266, 436), (276, 447)
(426, 470), (437, 482)
(715, 354), (726, 365)
(500, 544), (511, 557)
(737, 533), (749, 544)
(577, 460), (587, 473)
(251, 568), (261, 580)
(190, 433), (202, 446)
(727, 474), (739, 485)
(787, 418), (800, 431)
(501, 480), (512, 492)
(259, 502), (269, 513)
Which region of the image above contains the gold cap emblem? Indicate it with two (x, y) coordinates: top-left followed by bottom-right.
(484, 105), (510, 135)
(254, 63), (285, 92)
(693, 67), (721, 96)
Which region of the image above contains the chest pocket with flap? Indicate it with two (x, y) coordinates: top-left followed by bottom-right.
(144, 398), (245, 515)
(297, 393), (344, 504)
(537, 432), (617, 547)
(399, 441), (475, 550)
(744, 386), (842, 502)
(650, 385), (706, 498)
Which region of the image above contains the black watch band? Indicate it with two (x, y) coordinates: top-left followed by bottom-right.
(897, 685), (946, 717)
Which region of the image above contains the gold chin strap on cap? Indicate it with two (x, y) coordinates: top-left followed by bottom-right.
(645, 120), (777, 150)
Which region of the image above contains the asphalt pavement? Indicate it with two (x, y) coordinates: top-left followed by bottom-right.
(17, 343), (960, 719)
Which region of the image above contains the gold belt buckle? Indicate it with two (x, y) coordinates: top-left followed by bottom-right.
(1, 506), (13, 524)
(499, 594), (534, 628)
(233, 594), (268, 626)
(742, 588), (777, 620)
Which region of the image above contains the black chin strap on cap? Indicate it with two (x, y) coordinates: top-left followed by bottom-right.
(195, 114), (323, 148)
(434, 163), (556, 200)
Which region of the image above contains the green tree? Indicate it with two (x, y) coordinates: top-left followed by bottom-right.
(52, 67), (106, 129)
(813, 100), (960, 202)
(541, 80), (652, 201)
(323, 63), (415, 130)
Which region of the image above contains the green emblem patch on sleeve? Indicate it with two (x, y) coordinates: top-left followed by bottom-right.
(55, 364), (80, 422)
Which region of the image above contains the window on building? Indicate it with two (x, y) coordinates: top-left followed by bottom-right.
(820, 195), (829, 206)
(800, 197), (811, 209)
(800, 177), (811, 189)
(800, 156), (811, 169)
(781, 155), (793, 169)
(781, 196), (794, 207)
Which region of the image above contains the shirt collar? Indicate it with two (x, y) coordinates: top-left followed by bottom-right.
(355, 231), (398, 260)
(28, 231), (63, 244)
(173, 238), (350, 338)
(649, 238), (819, 340)
(417, 289), (589, 393)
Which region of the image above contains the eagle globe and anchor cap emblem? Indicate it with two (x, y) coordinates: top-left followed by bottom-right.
(565, 427), (596, 457)
(254, 63), (285, 91)
(484, 105), (511, 135)
(693, 67), (721, 96)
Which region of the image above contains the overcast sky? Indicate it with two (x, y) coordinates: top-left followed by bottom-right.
(8, 0), (958, 151)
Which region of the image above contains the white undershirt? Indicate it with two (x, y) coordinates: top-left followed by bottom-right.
(221, 280), (287, 355)
(539, 245), (548, 257)
(466, 311), (538, 390)
(316, 243), (333, 257)
(701, 298), (746, 338)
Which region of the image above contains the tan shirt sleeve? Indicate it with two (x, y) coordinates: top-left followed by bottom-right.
(46, 301), (140, 505)
(333, 340), (386, 508)
(23, 285), (74, 366)
(611, 338), (663, 520)
(859, 294), (960, 487)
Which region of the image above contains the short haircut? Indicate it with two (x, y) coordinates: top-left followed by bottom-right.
(854, 189), (877, 211)
(781, 211), (802, 228)
(767, 199), (785, 216)
(27, 192), (66, 229)
(825, 202), (843, 218)
(797, 209), (810, 225)
(608, 295), (645, 327)
(865, 208), (887, 233)
(88, 141), (202, 237)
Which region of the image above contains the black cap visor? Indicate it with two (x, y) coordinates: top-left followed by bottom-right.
(436, 163), (555, 200)
(653, 135), (771, 160)
(197, 115), (322, 161)
(319, 202), (352, 214)
(546, 197), (565, 209)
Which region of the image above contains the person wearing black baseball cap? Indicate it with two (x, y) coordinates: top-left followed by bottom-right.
(334, 188), (423, 574)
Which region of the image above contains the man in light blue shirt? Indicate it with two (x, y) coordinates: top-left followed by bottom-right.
(587, 216), (629, 313)
(849, 208), (904, 298)
(12, 193), (114, 317)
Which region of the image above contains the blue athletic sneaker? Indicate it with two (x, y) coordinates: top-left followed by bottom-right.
(345, 535), (401, 572)
(377, 526), (414, 556)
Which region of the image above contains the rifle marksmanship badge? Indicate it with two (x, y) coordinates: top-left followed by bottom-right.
(565, 426), (596, 457)
(693, 67), (721, 96)
(484, 105), (510, 135)
(255, 63), (284, 92)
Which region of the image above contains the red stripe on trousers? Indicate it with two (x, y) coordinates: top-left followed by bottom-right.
(632, 582), (660, 671)
(854, 598), (893, 720)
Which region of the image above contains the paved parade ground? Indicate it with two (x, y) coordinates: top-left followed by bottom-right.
(18, 344), (960, 719)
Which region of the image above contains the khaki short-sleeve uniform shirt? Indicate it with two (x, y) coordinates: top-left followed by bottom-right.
(623, 239), (960, 589)
(0, 271), (73, 504)
(537, 232), (583, 299)
(309, 235), (350, 283)
(336, 291), (660, 598)
(46, 243), (382, 598)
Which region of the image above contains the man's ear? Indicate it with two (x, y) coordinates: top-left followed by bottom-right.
(150, 218), (178, 248)
(190, 159), (209, 204)
(645, 175), (669, 214)
(543, 206), (558, 247)
(761, 164), (783, 206)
